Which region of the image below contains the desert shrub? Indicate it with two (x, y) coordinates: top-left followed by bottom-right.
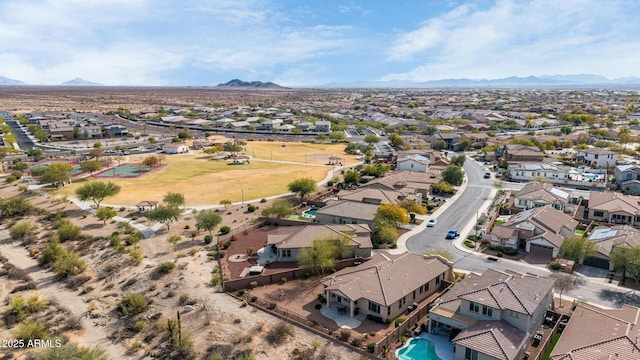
(119, 293), (148, 315)
(66, 274), (91, 290)
(499, 246), (518, 256)
(281, 277), (287, 284)
(204, 235), (213, 244)
(351, 338), (362, 347)
(156, 261), (176, 274)
(56, 220), (82, 242)
(133, 320), (146, 332)
(367, 342), (376, 353)
(220, 226), (231, 235)
(9, 220), (37, 242)
(37, 343), (108, 360)
(260, 198), (267, 203)
(6, 295), (47, 324)
(128, 248), (143, 265)
(53, 250), (86, 279)
(184, 225), (190, 230)
(221, 241), (231, 250)
(14, 321), (47, 340)
(247, 204), (256, 213)
(210, 274), (221, 286)
(394, 318), (405, 327)
(110, 233), (125, 252)
(548, 261), (562, 271)
(463, 240), (475, 248)
(339, 329), (351, 342)
(265, 321), (293, 346)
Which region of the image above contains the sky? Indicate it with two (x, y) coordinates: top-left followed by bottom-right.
(1, 0), (639, 86)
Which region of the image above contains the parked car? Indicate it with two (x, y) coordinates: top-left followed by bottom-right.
(427, 219), (437, 227)
(445, 229), (460, 239)
(484, 172), (491, 179)
(486, 256), (499, 262)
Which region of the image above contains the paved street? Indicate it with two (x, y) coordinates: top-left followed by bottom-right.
(404, 154), (640, 309)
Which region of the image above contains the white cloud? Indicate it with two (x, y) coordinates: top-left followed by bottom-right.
(382, 0), (640, 81)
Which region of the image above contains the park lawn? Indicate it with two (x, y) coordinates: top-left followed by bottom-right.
(246, 141), (360, 165)
(58, 153), (332, 206)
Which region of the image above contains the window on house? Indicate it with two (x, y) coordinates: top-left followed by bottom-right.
(436, 277), (440, 285)
(282, 250), (291, 257)
(465, 348), (479, 360)
(594, 211), (604, 217)
(482, 305), (493, 317)
(509, 310), (520, 318)
(368, 302), (380, 314)
(518, 199), (527, 206)
(595, 154), (599, 159)
(469, 302), (480, 313)
(337, 296), (342, 304)
(426, 282), (429, 291)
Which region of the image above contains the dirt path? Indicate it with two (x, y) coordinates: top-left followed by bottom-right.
(0, 230), (128, 359)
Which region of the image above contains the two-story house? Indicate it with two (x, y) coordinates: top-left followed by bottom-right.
(496, 144), (545, 165)
(429, 269), (555, 360)
(614, 164), (640, 195)
(576, 148), (617, 168)
(322, 252), (453, 320)
(512, 182), (575, 214)
(314, 120), (331, 133)
(430, 132), (461, 150)
(484, 205), (578, 258)
(461, 132), (489, 150)
(585, 191), (640, 227)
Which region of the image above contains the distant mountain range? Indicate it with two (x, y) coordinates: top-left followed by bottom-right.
(62, 78), (103, 86)
(215, 79), (287, 89)
(325, 74), (640, 88)
(0, 76), (26, 85)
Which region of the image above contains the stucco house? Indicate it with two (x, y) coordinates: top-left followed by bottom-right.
(576, 148), (617, 168)
(314, 200), (378, 227)
(429, 269), (555, 360)
(614, 164), (640, 195)
(396, 154), (429, 172)
(585, 191), (640, 227)
(584, 225), (640, 270)
(484, 206), (578, 258)
(512, 182), (575, 214)
(321, 252), (453, 320)
(267, 224), (372, 263)
(550, 303), (640, 359)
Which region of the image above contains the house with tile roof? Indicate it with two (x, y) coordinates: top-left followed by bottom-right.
(614, 164), (640, 195)
(585, 191), (640, 227)
(396, 154), (429, 172)
(321, 252), (453, 320)
(429, 269), (555, 360)
(314, 200), (379, 227)
(497, 144), (545, 165)
(576, 147), (617, 168)
(512, 182), (576, 214)
(267, 224), (372, 263)
(484, 205), (578, 258)
(550, 303), (640, 360)
(584, 225), (640, 270)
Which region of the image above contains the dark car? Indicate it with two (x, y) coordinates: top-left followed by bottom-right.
(484, 172), (491, 179)
(445, 229), (460, 239)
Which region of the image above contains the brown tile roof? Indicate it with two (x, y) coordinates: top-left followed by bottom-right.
(434, 269), (555, 316)
(588, 191), (640, 214)
(314, 200), (378, 221)
(490, 225), (519, 239)
(505, 206), (577, 235)
(550, 303), (640, 360)
(515, 183), (570, 204)
(321, 253), (452, 306)
(589, 225), (640, 257)
(453, 320), (528, 360)
(268, 224), (372, 250)
(336, 188), (406, 205)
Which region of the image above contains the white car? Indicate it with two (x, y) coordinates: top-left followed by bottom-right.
(427, 219), (437, 227)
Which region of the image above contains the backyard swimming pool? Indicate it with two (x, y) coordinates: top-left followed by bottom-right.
(396, 334), (454, 360)
(397, 338), (440, 360)
(302, 209), (316, 218)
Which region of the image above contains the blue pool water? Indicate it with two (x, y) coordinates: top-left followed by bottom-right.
(397, 338), (441, 360)
(303, 209), (316, 216)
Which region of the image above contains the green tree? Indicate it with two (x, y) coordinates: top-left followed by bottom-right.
(433, 140), (447, 151)
(80, 159), (103, 176)
(559, 236), (597, 262)
(363, 134), (380, 144)
(389, 133), (405, 149)
(163, 192), (185, 209)
(142, 155), (159, 167)
(119, 293), (148, 315)
(374, 203), (409, 227)
(398, 200), (426, 215)
(195, 210), (222, 235)
(219, 199), (232, 210)
(375, 226), (399, 246)
(343, 170), (360, 185)
(26, 149), (44, 162)
(552, 273), (582, 308)
(261, 199), (293, 218)
(96, 207), (116, 225)
(75, 181), (121, 208)
(287, 178), (317, 200)
(297, 239), (339, 275)
(167, 235), (181, 251)
(146, 205), (181, 230)
(442, 165), (464, 186)
(40, 163), (74, 188)
(329, 131), (346, 142)
(223, 141), (243, 153)
(450, 154), (466, 167)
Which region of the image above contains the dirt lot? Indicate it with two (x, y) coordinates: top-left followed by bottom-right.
(0, 181), (362, 359)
